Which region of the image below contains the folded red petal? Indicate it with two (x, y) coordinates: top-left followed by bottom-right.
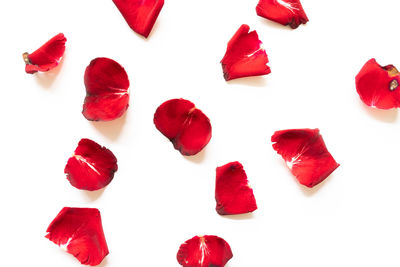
(356, 58), (400, 109)
(23, 33), (66, 74)
(215, 161), (257, 215)
(46, 207), (109, 266)
(83, 57), (130, 121)
(154, 99), (212, 156)
(113, 0), (164, 38)
(221, 24), (270, 81)
(272, 129), (339, 188)
(177, 235), (233, 267)
(64, 138), (118, 191)
(256, 0), (308, 29)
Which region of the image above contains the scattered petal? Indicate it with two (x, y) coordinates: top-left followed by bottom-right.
(215, 161), (257, 215)
(64, 138), (118, 191)
(177, 235), (233, 267)
(221, 24), (270, 81)
(154, 99), (212, 156)
(46, 207), (109, 266)
(113, 0), (164, 38)
(23, 33), (66, 74)
(271, 129), (339, 188)
(356, 58), (400, 109)
(256, 0), (308, 29)
(83, 57), (130, 121)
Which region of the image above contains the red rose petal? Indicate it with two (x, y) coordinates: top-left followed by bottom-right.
(23, 33), (66, 74)
(64, 138), (118, 191)
(177, 235), (233, 267)
(271, 129), (339, 188)
(215, 161), (257, 215)
(256, 0), (308, 29)
(113, 0), (164, 38)
(46, 207), (109, 266)
(355, 58), (400, 109)
(221, 24), (270, 81)
(83, 57), (130, 121)
(154, 99), (212, 156)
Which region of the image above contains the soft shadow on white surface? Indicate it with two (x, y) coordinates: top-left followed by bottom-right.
(97, 258), (109, 267)
(222, 213), (255, 220)
(34, 54), (65, 88)
(299, 172), (335, 197)
(184, 147), (207, 164)
(227, 76), (267, 87)
(83, 188), (106, 202)
(360, 102), (398, 123)
(91, 113), (127, 141)
(258, 17), (295, 31)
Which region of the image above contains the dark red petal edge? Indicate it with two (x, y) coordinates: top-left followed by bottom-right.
(46, 207), (109, 266)
(221, 24), (270, 81)
(23, 33), (66, 74)
(215, 161), (257, 215)
(177, 235), (233, 267)
(271, 128), (339, 188)
(64, 138), (118, 191)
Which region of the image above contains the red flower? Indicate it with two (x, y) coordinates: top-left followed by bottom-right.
(83, 57), (130, 121)
(23, 33), (66, 74)
(256, 0), (308, 29)
(154, 99), (212, 156)
(46, 207), (109, 266)
(177, 235), (233, 267)
(221, 24), (270, 81)
(64, 139), (118, 191)
(271, 129), (339, 188)
(113, 0), (164, 38)
(215, 161), (257, 215)
(356, 58), (400, 109)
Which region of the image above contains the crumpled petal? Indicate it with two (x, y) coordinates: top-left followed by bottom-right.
(46, 207), (109, 266)
(113, 0), (164, 38)
(83, 57), (130, 121)
(215, 161), (257, 215)
(154, 99), (212, 156)
(355, 58), (400, 109)
(177, 235), (233, 267)
(271, 129), (339, 188)
(256, 0), (308, 29)
(64, 138), (118, 191)
(221, 24), (270, 81)
(23, 33), (66, 74)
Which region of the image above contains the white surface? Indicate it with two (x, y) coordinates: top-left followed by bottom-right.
(1, 0), (400, 266)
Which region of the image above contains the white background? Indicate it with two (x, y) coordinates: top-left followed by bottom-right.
(1, 0), (400, 266)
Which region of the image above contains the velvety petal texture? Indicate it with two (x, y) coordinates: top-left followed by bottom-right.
(23, 33), (66, 74)
(64, 138), (118, 191)
(256, 0), (308, 29)
(46, 207), (109, 266)
(356, 58), (400, 109)
(154, 99), (212, 156)
(177, 235), (233, 267)
(221, 24), (270, 81)
(215, 161), (257, 215)
(113, 0), (164, 38)
(272, 129), (339, 188)
(83, 57), (130, 121)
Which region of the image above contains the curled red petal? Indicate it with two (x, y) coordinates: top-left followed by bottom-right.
(221, 24), (270, 81)
(271, 129), (339, 188)
(215, 161), (257, 215)
(177, 235), (233, 267)
(355, 58), (400, 109)
(46, 207), (109, 266)
(154, 99), (212, 156)
(23, 33), (66, 74)
(113, 0), (164, 38)
(256, 0), (308, 29)
(64, 138), (118, 191)
(83, 57), (130, 121)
